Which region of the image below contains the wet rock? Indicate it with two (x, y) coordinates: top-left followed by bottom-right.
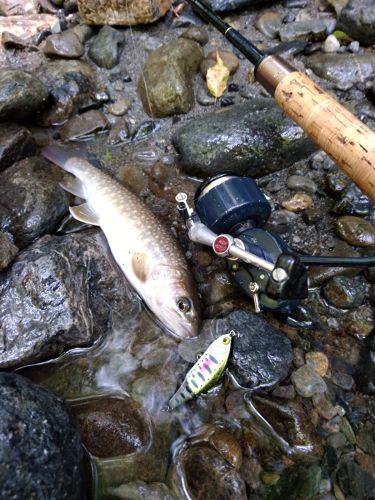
(60, 109), (109, 141)
(301, 207), (322, 225)
(252, 395), (324, 456)
(287, 175), (317, 194)
(338, 0), (375, 46)
(71, 23), (93, 44)
(0, 14), (60, 40)
(291, 364), (327, 397)
(279, 20), (327, 42)
(88, 26), (124, 69)
(72, 395), (150, 458)
(107, 97), (132, 116)
(77, 0), (172, 25)
(138, 38), (203, 118)
(333, 452), (375, 499)
(323, 34), (340, 53)
(208, 427), (242, 470)
(255, 11), (282, 38)
(312, 393), (338, 420)
(180, 26), (208, 45)
(0, 230), (133, 368)
(308, 239), (361, 287)
(173, 99), (316, 178)
(36, 60), (94, 126)
(0, 232), (17, 271)
(216, 310), (293, 389)
(43, 30), (84, 58)
(0, 70), (48, 122)
(0, 372), (83, 499)
(267, 209), (298, 228)
(0, 157), (69, 248)
(107, 119), (131, 145)
(1, 31), (39, 51)
(323, 276), (364, 309)
(346, 305), (374, 338)
(326, 171), (350, 196)
(282, 192), (313, 212)
(196, 86), (216, 106)
(0, 123), (36, 172)
(0, 0), (38, 15)
(335, 216), (375, 247)
(109, 482), (176, 500)
(206, 0), (271, 12)
(305, 351), (329, 377)
(331, 371), (354, 391)
(176, 445), (247, 499)
(305, 54), (375, 90)
(332, 184), (372, 216)
(200, 50), (240, 77)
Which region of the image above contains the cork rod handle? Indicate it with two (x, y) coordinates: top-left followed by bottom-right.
(274, 72), (375, 201)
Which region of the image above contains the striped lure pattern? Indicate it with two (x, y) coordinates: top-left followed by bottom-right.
(168, 332), (234, 410)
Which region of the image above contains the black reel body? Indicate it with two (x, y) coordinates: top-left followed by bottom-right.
(194, 174), (308, 313)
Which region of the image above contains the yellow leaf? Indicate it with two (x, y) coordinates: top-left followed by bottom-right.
(206, 52), (230, 98)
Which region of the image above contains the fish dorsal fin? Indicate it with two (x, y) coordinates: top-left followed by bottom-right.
(131, 252), (149, 283)
(59, 176), (86, 198)
(69, 203), (100, 226)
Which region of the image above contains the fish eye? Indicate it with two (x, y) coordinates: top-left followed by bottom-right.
(177, 297), (192, 313)
(222, 336), (230, 345)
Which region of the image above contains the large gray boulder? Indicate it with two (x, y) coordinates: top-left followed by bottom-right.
(173, 99), (317, 178)
(0, 372), (83, 499)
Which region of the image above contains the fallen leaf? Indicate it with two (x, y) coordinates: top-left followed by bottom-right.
(206, 52), (230, 98)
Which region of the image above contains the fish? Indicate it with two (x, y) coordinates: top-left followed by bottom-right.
(168, 331), (234, 410)
(41, 145), (201, 339)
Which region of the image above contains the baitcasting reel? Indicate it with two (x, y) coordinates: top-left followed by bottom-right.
(176, 173), (375, 321)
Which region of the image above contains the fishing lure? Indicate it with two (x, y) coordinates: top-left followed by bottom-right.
(168, 331), (234, 410)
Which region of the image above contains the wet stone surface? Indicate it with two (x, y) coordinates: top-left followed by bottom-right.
(0, 123), (36, 172)
(173, 99), (317, 178)
(0, 69), (48, 121)
(0, 0), (374, 498)
(217, 310), (293, 389)
(72, 395), (150, 458)
(176, 444), (247, 500)
(0, 372), (83, 499)
(0, 156), (69, 248)
(0, 230), (133, 368)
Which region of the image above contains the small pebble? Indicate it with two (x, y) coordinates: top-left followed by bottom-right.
(323, 34), (340, 53)
(331, 372), (354, 391)
(346, 305), (375, 338)
(255, 11), (282, 39)
(282, 192), (313, 212)
(291, 364), (327, 398)
(326, 432), (347, 448)
(287, 175), (317, 193)
(305, 351), (329, 377)
(335, 216), (375, 247)
(348, 41), (360, 53)
(107, 97), (132, 116)
(196, 87), (215, 106)
(180, 26), (208, 45)
(322, 276), (364, 309)
(312, 393), (338, 420)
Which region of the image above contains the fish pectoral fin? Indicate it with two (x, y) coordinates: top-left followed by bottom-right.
(69, 203), (100, 226)
(131, 252), (150, 283)
(59, 176), (85, 198)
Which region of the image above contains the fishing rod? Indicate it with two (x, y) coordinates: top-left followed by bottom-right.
(184, 0), (375, 202)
